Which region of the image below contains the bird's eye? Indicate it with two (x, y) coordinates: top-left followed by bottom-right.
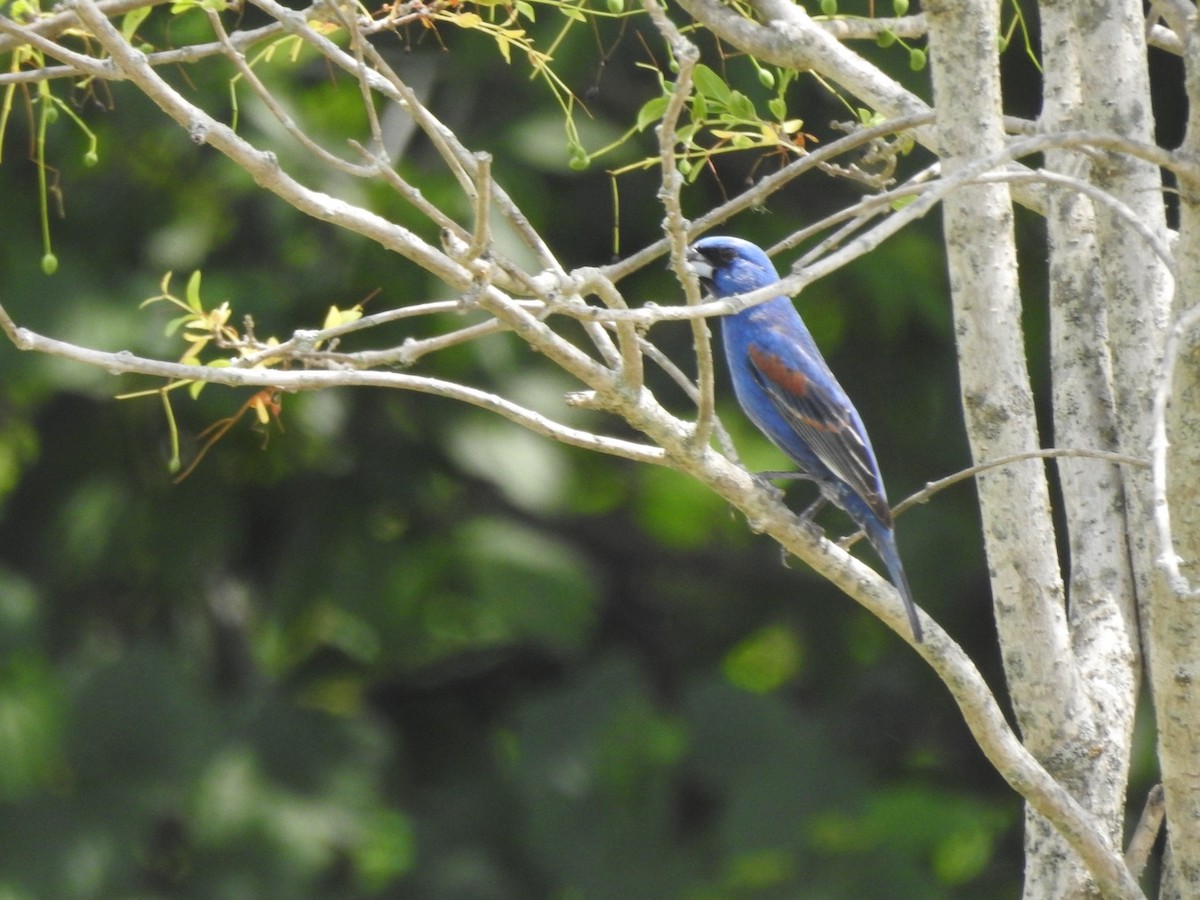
(716, 247), (737, 264)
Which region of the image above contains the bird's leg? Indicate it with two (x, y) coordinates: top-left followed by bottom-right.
(750, 472), (787, 503)
(753, 470), (826, 528)
(753, 469), (815, 502)
(779, 500), (828, 567)
(757, 470), (814, 484)
(799, 494), (829, 522)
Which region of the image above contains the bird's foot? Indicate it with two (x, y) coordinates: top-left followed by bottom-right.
(750, 472), (788, 504)
(752, 470), (817, 502)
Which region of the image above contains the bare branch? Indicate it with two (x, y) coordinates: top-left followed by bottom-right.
(0, 0), (166, 56)
(0, 14), (286, 85)
(0, 296), (662, 465)
(640, 0), (714, 452)
(67, 0), (470, 287)
(1152, 297), (1200, 598)
(203, 8), (380, 178)
(895, 447), (1149, 520)
(819, 13), (927, 41)
(1124, 785), (1165, 878)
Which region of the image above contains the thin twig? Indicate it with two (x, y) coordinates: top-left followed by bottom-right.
(0, 16), (285, 84)
(1124, 784), (1165, 879)
(641, 0), (715, 452)
(69, 0), (471, 289)
(337, 2), (388, 156)
(0, 296), (662, 464)
(204, 8), (379, 178)
(466, 151), (493, 261)
(836, 447), (1150, 549)
(552, 129), (1188, 330)
(1152, 296), (1200, 597)
(576, 268), (642, 391)
(599, 111), (936, 284)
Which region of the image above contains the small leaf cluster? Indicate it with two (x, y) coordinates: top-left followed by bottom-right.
(595, 60), (809, 184)
(815, 0), (927, 72)
(2, 0), (101, 274)
(124, 271), (362, 479)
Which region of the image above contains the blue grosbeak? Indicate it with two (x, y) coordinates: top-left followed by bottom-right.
(687, 236), (923, 642)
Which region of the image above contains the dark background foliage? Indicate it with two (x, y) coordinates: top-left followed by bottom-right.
(0, 2), (1172, 896)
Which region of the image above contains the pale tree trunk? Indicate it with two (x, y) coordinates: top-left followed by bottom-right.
(924, 0), (1117, 895)
(1149, 3), (1200, 897)
(1059, 0), (1180, 897)
(1028, 0), (1149, 896)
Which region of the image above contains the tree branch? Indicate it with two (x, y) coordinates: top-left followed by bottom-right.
(0, 297), (662, 465)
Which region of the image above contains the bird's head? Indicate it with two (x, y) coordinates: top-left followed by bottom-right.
(685, 236), (780, 297)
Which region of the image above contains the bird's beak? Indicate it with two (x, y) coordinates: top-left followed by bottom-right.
(684, 247), (714, 284)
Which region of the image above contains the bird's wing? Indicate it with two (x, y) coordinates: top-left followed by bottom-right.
(747, 342), (891, 524)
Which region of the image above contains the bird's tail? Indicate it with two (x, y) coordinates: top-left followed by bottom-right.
(865, 522), (923, 643)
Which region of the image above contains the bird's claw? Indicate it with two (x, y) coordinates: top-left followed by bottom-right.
(751, 472), (788, 503)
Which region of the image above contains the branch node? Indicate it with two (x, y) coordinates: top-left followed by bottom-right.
(188, 118), (210, 145)
(564, 390), (604, 410)
(292, 329), (320, 353)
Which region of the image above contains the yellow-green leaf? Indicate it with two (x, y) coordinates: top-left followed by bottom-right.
(185, 270), (203, 312)
(635, 95), (670, 132)
(121, 6), (152, 42)
(322, 305), (363, 330)
(691, 64), (731, 103)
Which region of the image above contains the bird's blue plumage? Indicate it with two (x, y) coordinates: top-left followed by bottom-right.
(687, 235), (923, 642)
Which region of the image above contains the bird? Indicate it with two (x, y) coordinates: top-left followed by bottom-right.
(686, 235), (923, 643)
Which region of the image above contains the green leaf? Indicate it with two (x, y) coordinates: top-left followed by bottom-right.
(635, 95), (670, 132)
(164, 313), (192, 337)
(768, 97), (787, 121)
(558, 5), (587, 21)
(676, 122), (701, 147)
(185, 269), (203, 312)
(908, 47), (927, 71)
(892, 0), (909, 14)
(514, 0), (535, 19)
(691, 64), (731, 103)
(727, 90), (757, 121)
(120, 5), (152, 42)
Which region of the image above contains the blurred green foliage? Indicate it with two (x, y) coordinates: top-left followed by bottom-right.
(0, 0), (1165, 896)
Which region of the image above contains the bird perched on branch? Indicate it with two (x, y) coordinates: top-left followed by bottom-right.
(686, 235), (923, 643)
